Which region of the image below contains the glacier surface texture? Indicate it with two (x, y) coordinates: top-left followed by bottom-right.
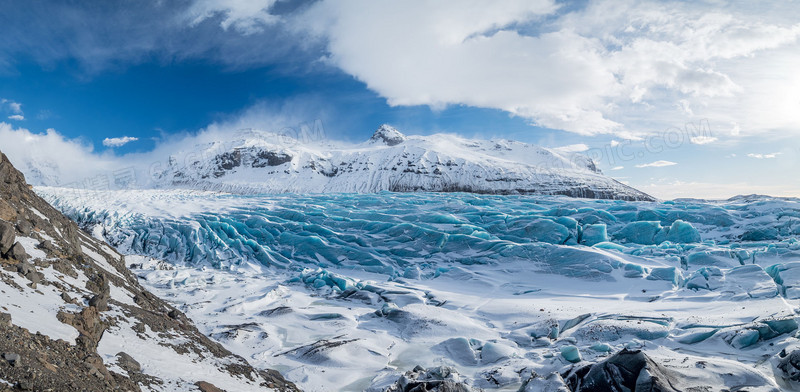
(37, 188), (800, 391)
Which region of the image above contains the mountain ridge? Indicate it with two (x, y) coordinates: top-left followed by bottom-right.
(152, 124), (655, 201)
(7, 124), (654, 201)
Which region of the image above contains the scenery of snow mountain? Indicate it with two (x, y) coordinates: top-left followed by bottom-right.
(2, 1), (800, 392)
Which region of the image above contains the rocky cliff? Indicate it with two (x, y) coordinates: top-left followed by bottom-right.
(0, 150), (299, 391)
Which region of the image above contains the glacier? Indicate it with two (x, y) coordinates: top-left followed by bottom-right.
(36, 188), (800, 391)
(37, 189), (800, 278)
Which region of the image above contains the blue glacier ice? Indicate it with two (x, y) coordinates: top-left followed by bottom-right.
(766, 262), (800, 299)
(31, 188), (800, 391)
(665, 220), (701, 243)
(613, 221), (663, 245)
(36, 190), (800, 289)
(559, 345), (581, 363)
(580, 224), (607, 246)
(646, 266), (682, 285)
(685, 267), (724, 291)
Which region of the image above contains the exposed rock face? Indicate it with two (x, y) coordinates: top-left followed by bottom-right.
(381, 366), (481, 392)
(0, 219), (14, 254)
(776, 348), (800, 390)
(115, 352), (141, 373)
(0, 313), (11, 327)
(564, 348), (782, 391)
(565, 349), (679, 392)
(6, 241), (27, 261)
(196, 381), (226, 392)
(253, 150), (293, 167)
(87, 274), (110, 311)
(0, 151), (299, 391)
(370, 124), (407, 146)
(519, 372), (570, 392)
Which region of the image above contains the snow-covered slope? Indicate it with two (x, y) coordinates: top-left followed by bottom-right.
(152, 125), (652, 201)
(0, 151), (298, 391)
(36, 187), (800, 391)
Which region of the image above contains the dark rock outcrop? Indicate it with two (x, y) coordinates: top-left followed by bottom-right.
(88, 274), (110, 311)
(196, 381), (225, 392)
(0, 313), (11, 327)
(253, 150), (293, 167)
(382, 366), (481, 392)
(0, 219), (14, 254)
(370, 124), (407, 146)
(7, 241), (27, 261)
(115, 352), (141, 374)
(564, 349), (679, 392)
(777, 348), (800, 388)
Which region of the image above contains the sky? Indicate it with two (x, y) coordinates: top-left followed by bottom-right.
(0, 0), (798, 199)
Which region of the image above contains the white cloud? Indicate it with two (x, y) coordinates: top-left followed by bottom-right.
(6, 2), (799, 141)
(4, 2), (800, 141)
(1, 99), (23, 115)
(0, 1), (305, 75)
(294, 0), (800, 138)
(0, 123), (118, 186)
(639, 179), (800, 200)
(553, 143), (589, 153)
(301, 0), (624, 135)
(7, 115), (24, 121)
(677, 99), (693, 116)
(102, 136), (139, 147)
(610, 166), (624, 171)
(184, 0), (279, 34)
(0, 101), (327, 187)
(635, 160), (677, 168)
(747, 152), (781, 159)
(690, 135), (718, 145)
(7, 102), (21, 114)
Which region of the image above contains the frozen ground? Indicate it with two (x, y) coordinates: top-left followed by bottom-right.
(37, 188), (800, 390)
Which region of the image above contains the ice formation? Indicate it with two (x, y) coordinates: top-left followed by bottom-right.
(36, 188), (800, 391)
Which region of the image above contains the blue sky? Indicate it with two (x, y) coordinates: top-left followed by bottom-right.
(1, 54), (565, 149)
(0, 0), (798, 198)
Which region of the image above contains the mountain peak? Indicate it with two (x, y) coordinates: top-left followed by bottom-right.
(370, 124), (406, 146)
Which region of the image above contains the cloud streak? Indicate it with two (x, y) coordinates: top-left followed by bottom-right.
(640, 179), (800, 200)
(1, 98), (23, 116)
(636, 160), (677, 168)
(0, 1), (310, 74)
(103, 136), (139, 147)
(690, 136), (718, 145)
(184, 0), (280, 34)
(553, 143), (589, 153)
(747, 152), (781, 159)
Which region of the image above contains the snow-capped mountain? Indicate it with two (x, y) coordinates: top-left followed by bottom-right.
(153, 125), (654, 201)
